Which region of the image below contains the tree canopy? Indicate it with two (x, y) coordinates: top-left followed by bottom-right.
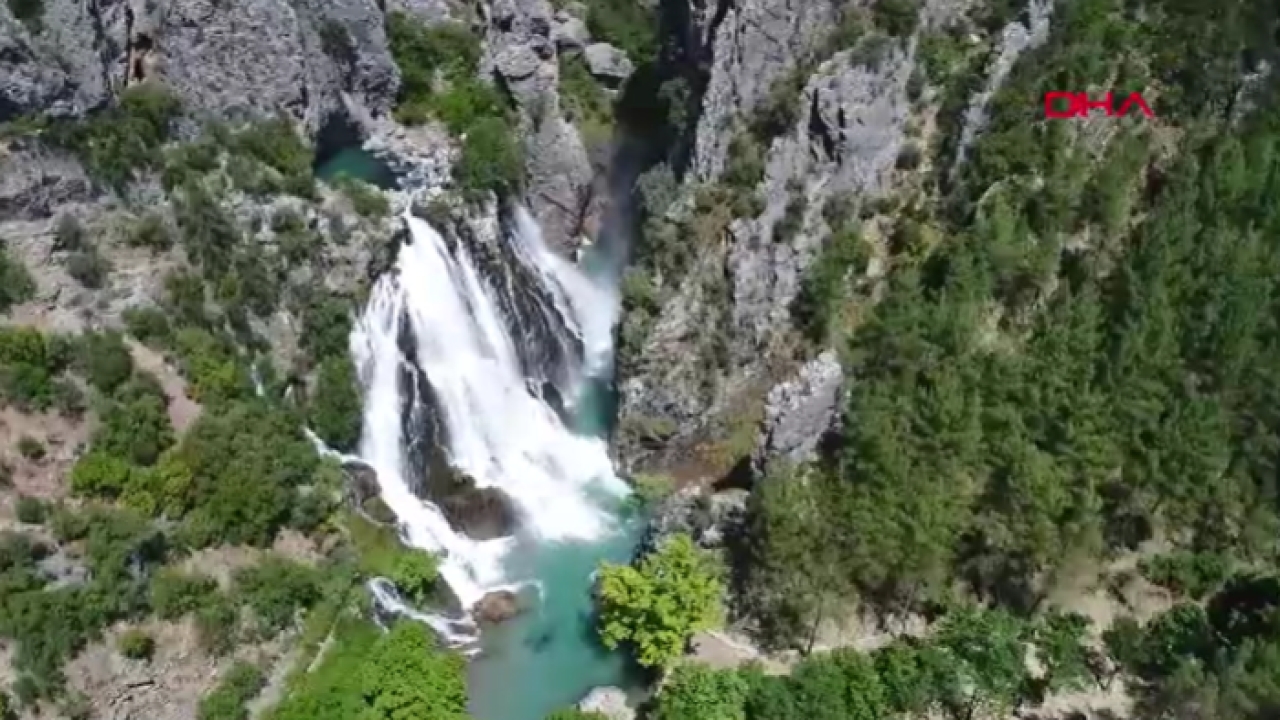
(596, 533), (725, 668)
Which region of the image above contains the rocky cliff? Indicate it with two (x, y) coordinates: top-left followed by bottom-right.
(614, 0), (1058, 489)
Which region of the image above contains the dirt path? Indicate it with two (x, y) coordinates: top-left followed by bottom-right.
(125, 338), (202, 433)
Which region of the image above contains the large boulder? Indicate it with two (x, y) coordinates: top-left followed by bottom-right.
(429, 468), (519, 541)
(583, 43), (633, 85)
(473, 589), (522, 624)
(578, 686), (634, 720)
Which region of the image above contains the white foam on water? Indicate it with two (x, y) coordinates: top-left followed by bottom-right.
(347, 206), (629, 612)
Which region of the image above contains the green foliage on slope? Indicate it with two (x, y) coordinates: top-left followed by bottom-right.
(597, 533), (725, 668)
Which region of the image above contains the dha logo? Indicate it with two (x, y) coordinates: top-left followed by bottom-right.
(1044, 91), (1155, 119)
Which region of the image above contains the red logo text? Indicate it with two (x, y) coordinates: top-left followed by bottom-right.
(1044, 92), (1155, 119)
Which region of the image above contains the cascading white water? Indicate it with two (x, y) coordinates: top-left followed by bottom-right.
(349, 205), (630, 613)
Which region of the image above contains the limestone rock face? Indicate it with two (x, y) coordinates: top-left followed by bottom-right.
(644, 486), (749, 554)
(583, 42), (633, 84)
(578, 686), (635, 720)
(0, 0), (119, 120)
(753, 350), (844, 477)
(152, 0), (399, 136)
(618, 1), (916, 477)
(0, 140), (96, 220)
(552, 12), (590, 51)
(1, 0), (398, 136)
(691, 0), (835, 181)
(484, 0), (594, 255)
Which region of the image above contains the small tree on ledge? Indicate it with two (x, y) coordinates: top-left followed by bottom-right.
(595, 532), (725, 669)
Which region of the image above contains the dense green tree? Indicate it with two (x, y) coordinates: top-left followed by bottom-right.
(233, 556), (321, 635)
(150, 568), (219, 620)
(77, 330), (133, 392)
(390, 550), (439, 605)
(653, 663), (749, 720)
(596, 533), (725, 668)
(166, 400), (319, 546)
(0, 247), (35, 313)
(360, 620), (468, 720)
(745, 467), (852, 652)
(308, 355), (362, 452)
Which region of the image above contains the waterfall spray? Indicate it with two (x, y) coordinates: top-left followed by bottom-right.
(347, 205), (629, 618)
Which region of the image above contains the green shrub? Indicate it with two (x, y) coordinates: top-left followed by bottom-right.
(66, 244), (110, 288)
(231, 118), (315, 198)
(233, 556), (322, 635)
(456, 117), (524, 194)
(46, 84), (180, 188)
(596, 533), (725, 668)
(360, 621), (467, 720)
(53, 215), (85, 252)
(791, 224), (868, 343)
(125, 213), (173, 251)
(70, 451), (133, 498)
(6, 0), (43, 28)
(559, 54), (615, 148)
(331, 175), (390, 218)
(123, 306), (174, 348)
(387, 13), (483, 124)
(197, 661), (264, 720)
(17, 437), (43, 461)
(0, 328), (71, 411)
(117, 628), (155, 660)
(161, 139), (221, 191)
(174, 183), (242, 275)
(585, 0), (658, 62)
(872, 0), (920, 37)
(93, 388), (173, 466)
(166, 400), (319, 546)
(308, 355), (363, 452)
(433, 78), (508, 136)
(150, 568), (219, 619)
(389, 550), (439, 605)
(0, 246), (35, 313)
(298, 295), (354, 364)
(1140, 552), (1233, 600)
(77, 331), (134, 394)
(172, 328), (252, 405)
(14, 496), (46, 525)
(195, 595), (240, 656)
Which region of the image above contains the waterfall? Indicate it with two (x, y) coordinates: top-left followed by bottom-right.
(348, 204), (630, 616)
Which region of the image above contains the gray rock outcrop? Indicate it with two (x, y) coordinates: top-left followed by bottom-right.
(619, 27), (914, 474)
(473, 589), (523, 624)
(953, 0), (1054, 170)
(752, 350), (843, 477)
(2, 0), (399, 135)
(485, 0), (594, 254)
(0, 141), (96, 219)
(0, 0), (117, 119)
(583, 43), (633, 83)
(691, 0), (835, 180)
(153, 0), (399, 136)
(578, 686), (635, 720)
(729, 44), (912, 358)
(644, 486), (749, 553)
(552, 12), (589, 51)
